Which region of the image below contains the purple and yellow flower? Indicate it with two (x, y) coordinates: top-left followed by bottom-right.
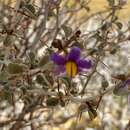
(51, 47), (92, 78)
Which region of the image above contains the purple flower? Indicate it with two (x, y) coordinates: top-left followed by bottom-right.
(113, 79), (130, 96)
(51, 47), (92, 78)
(123, 79), (130, 87)
(113, 78), (130, 105)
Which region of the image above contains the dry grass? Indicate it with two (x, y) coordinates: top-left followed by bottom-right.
(89, 0), (130, 20)
(0, 0), (130, 20)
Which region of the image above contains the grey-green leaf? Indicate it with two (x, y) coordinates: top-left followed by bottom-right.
(60, 77), (71, 88)
(61, 25), (72, 38)
(4, 35), (15, 46)
(116, 22), (123, 30)
(0, 72), (8, 82)
(22, 4), (36, 19)
(7, 63), (27, 74)
(39, 55), (49, 67)
(28, 51), (35, 63)
(46, 97), (59, 107)
(87, 103), (97, 120)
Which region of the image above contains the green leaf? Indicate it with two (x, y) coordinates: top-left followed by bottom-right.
(110, 44), (120, 54)
(0, 71), (8, 82)
(110, 48), (117, 54)
(25, 4), (35, 13)
(116, 22), (123, 30)
(88, 48), (97, 55)
(4, 91), (13, 104)
(46, 97), (59, 107)
(28, 51), (35, 63)
(46, 74), (54, 85)
(60, 77), (71, 88)
(87, 103), (97, 120)
(0, 35), (6, 43)
(3, 35), (15, 46)
(39, 55), (49, 67)
(61, 25), (72, 38)
(7, 63), (27, 74)
(36, 74), (45, 85)
(22, 4), (36, 19)
(48, 10), (56, 20)
(36, 74), (50, 89)
(101, 77), (109, 90)
(42, 62), (54, 71)
(0, 90), (13, 104)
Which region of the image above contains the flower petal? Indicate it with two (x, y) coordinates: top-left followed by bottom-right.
(51, 53), (66, 65)
(77, 59), (92, 69)
(124, 79), (130, 86)
(53, 65), (65, 75)
(113, 81), (130, 96)
(77, 67), (83, 73)
(67, 47), (80, 61)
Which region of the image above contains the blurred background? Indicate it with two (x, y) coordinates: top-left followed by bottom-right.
(0, 0), (130, 130)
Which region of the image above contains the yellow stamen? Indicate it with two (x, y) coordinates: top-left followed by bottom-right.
(65, 61), (77, 78)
